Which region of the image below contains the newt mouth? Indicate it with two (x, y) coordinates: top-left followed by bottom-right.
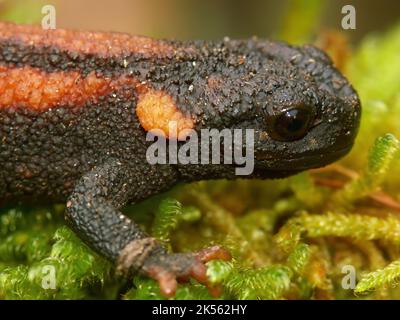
(255, 144), (353, 172)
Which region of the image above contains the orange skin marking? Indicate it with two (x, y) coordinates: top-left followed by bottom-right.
(0, 22), (178, 58)
(316, 30), (350, 73)
(0, 64), (138, 110)
(0, 63), (193, 141)
(136, 89), (195, 140)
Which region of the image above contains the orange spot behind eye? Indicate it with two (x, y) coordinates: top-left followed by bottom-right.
(136, 89), (194, 140)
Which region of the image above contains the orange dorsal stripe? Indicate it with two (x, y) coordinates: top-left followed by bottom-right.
(0, 64), (138, 110)
(0, 22), (177, 58)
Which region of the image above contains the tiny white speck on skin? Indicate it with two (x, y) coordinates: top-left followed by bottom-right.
(290, 54), (302, 62)
(123, 59), (128, 68)
(188, 84), (194, 92)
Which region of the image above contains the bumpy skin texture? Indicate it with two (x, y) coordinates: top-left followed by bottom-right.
(0, 23), (360, 296)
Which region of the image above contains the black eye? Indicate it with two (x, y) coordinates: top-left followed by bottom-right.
(271, 107), (314, 141)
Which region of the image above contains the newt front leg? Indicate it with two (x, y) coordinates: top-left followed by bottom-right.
(65, 158), (230, 297)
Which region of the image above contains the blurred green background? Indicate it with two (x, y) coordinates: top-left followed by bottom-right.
(0, 0), (399, 42)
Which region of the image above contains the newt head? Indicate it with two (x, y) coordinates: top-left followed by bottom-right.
(250, 43), (361, 177)
(175, 39), (361, 178)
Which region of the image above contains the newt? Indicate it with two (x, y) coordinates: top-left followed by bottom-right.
(0, 22), (361, 297)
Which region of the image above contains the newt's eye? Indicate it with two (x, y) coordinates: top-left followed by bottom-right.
(270, 107), (314, 142)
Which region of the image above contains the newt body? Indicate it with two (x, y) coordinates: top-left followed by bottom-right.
(0, 22), (360, 296)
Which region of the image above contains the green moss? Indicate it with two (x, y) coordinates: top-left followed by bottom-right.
(2, 1), (400, 300)
(333, 134), (400, 207)
(355, 260), (400, 294)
